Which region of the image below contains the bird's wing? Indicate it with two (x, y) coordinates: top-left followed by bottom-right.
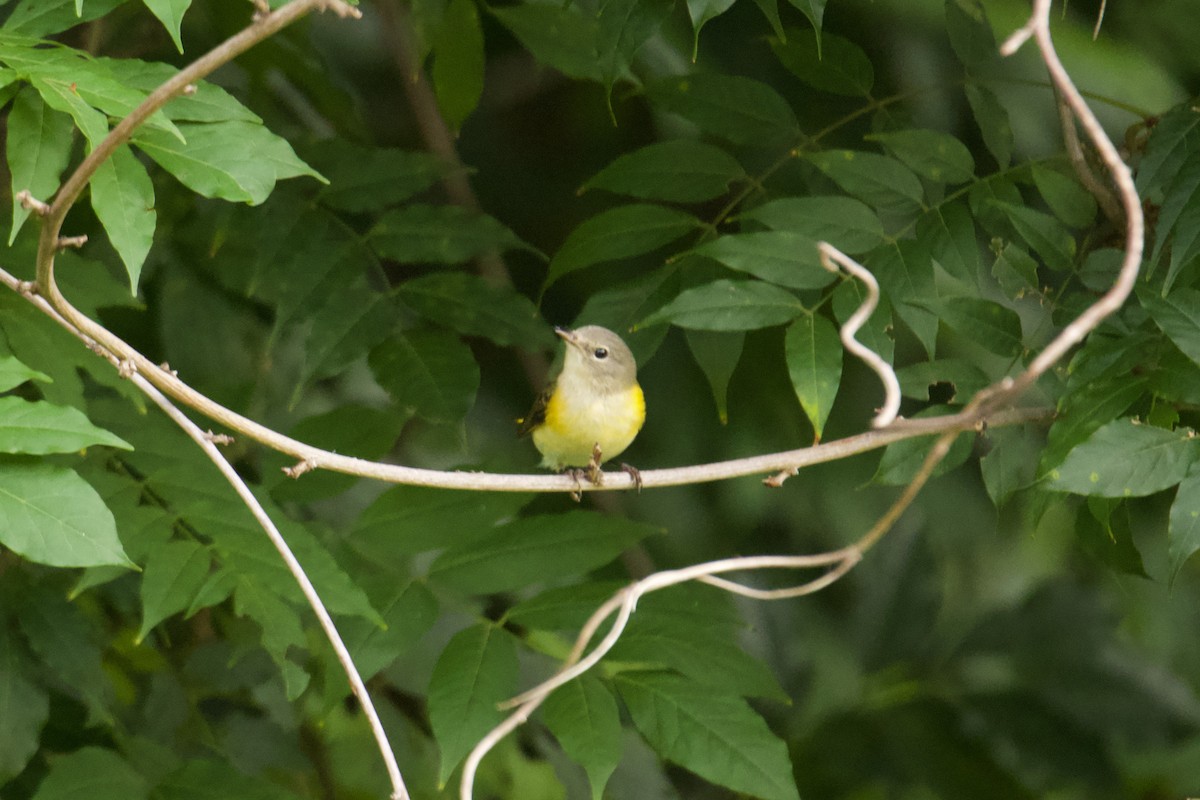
(517, 386), (552, 437)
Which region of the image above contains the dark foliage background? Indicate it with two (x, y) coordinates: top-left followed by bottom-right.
(2, 0), (1200, 798)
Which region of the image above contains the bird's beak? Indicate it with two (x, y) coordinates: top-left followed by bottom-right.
(555, 327), (580, 347)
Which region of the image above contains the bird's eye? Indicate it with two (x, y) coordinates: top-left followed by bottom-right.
(593, 347), (608, 360)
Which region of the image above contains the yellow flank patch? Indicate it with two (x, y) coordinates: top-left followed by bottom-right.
(532, 383), (645, 469)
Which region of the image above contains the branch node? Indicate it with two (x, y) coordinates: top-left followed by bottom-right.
(16, 190), (50, 216)
(118, 359), (137, 379)
(763, 468), (798, 488)
(158, 361), (179, 377)
(284, 459), (318, 478)
(57, 234), (88, 250)
(16, 280), (38, 297)
(251, 0), (270, 22)
(182, 84), (198, 96)
(204, 430), (235, 445)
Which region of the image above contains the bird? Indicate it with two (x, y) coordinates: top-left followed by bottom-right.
(518, 325), (645, 496)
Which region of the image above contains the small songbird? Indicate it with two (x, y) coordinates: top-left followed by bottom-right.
(519, 325), (645, 493)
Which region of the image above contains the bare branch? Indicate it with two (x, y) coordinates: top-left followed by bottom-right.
(993, 0), (1144, 407)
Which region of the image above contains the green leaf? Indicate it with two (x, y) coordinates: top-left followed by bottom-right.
(0, 628), (48, 784)
(751, 0), (785, 39)
(1157, 154), (1200, 288)
(1141, 287), (1200, 368)
(105, 59), (261, 124)
(686, 0), (737, 57)
(1168, 466), (1200, 584)
(230, 578), (308, 698)
(989, 201), (1076, 272)
(137, 540), (211, 642)
(924, 296), (1023, 357)
(0, 462), (131, 568)
(980, 425), (1041, 507)
(784, 0), (825, 35)
(142, 0), (191, 52)
(505, 581), (627, 631)
(369, 329), (480, 422)
(805, 150), (925, 215)
(770, 28), (873, 97)
(18, 585), (110, 718)
(1078, 497), (1148, 578)
(867, 129), (975, 184)
(28, 747), (147, 800)
(29, 74), (108, 145)
(155, 759), (303, 800)
(342, 578), (438, 680)
(200, 511), (382, 625)
(946, 0), (999, 70)
(739, 195), (884, 254)
(489, 4), (602, 82)
(3, 0), (125, 36)
(398, 272), (556, 348)
(964, 82), (1012, 168)
(0, 397), (132, 454)
(1032, 163), (1098, 229)
(1136, 103), (1200, 197)
(429, 511), (660, 593)
(869, 240), (938, 356)
(133, 120), (323, 205)
(90, 144), (155, 291)
(352, 485), (532, 559)
(609, 615), (787, 701)
(646, 74), (799, 147)
(542, 676), (623, 800)
(616, 671), (800, 800)
(685, 329), (743, 424)
(1049, 420), (1200, 497)
(583, 140), (745, 203)
(7, 88), (74, 244)
(917, 202), (980, 283)
(638, 279), (805, 331)
(874, 406), (973, 485)
(547, 204), (699, 287)
(785, 315), (841, 440)
(991, 241), (1040, 297)
(0, 356), (50, 393)
(432, 0), (484, 129)
(313, 144), (446, 212)
(429, 624), (519, 783)
(370, 204), (533, 265)
(595, 0), (672, 99)
(299, 283), (396, 387)
(895, 358), (989, 403)
(691, 232), (834, 289)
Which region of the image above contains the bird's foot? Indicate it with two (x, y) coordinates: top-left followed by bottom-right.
(620, 463), (642, 492)
(566, 468), (586, 502)
(586, 442), (605, 486)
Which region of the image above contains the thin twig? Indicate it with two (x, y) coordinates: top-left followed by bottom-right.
(818, 243), (901, 429)
(1055, 89), (1123, 225)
